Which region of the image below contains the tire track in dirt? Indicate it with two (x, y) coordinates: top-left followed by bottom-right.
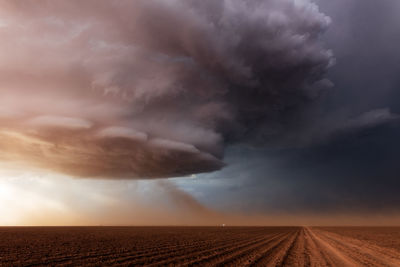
(303, 227), (334, 266)
(280, 227), (308, 267)
(304, 227), (357, 266)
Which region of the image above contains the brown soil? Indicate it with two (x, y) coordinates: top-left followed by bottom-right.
(1, 226), (400, 266)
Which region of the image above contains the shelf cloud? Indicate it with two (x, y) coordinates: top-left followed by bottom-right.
(0, 0), (333, 178)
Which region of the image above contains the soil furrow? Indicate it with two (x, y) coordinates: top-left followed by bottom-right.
(142, 232), (285, 267)
(278, 228), (302, 267)
(114, 232), (275, 266)
(252, 229), (299, 266)
(4, 226), (400, 266)
(25, 232), (250, 266)
(239, 231), (300, 267)
(210, 232), (292, 267)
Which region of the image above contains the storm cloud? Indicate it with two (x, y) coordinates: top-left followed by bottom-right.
(0, 0), (333, 178)
(175, 0), (400, 218)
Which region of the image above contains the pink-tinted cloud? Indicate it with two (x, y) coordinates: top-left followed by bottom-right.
(0, 0), (332, 178)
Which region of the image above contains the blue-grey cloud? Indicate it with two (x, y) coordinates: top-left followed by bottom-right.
(175, 0), (400, 216)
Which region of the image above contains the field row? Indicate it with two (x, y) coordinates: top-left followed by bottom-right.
(1, 227), (400, 266)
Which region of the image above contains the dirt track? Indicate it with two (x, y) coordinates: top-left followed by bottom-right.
(1, 226), (400, 266)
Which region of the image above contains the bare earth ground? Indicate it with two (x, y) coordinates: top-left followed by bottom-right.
(1, 227), (400, 266)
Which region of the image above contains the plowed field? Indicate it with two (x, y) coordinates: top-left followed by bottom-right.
(1, 226), (400, 266)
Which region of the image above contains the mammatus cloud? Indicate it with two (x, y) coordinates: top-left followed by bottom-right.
(0, 0), (333, 178)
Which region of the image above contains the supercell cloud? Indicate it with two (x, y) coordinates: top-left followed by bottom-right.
(0, 0), (333, 178)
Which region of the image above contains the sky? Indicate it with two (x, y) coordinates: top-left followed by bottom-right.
(0, 0), (400, 226)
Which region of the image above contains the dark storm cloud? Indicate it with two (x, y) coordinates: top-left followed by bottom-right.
(184, 0), (400, 215)
(187, 122), (400, 215)
(318, 0), (400, 111)
(0, 0), (333, 178)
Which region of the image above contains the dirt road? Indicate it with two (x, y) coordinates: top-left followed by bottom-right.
(224, 227), (400, 267)
(295, 227), (400, 267)
(1, 226), (400, 266)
